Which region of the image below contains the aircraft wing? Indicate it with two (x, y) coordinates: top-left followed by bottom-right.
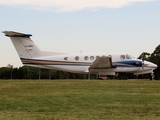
(89, 56), (115, 70)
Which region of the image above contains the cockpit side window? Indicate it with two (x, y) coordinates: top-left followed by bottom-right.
(126, 54), (133, 59)
(126, 54), (130, 59)
(120, 55), (125, 59)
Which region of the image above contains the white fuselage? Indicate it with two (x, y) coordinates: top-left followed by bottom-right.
(21, 53), (157, 75)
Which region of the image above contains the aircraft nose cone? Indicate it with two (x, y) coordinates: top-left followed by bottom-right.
(152, 63), (157, 68)
(148, 62), (157, 69)
(143, 61), (157, 69)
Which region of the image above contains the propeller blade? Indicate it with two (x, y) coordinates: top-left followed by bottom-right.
(142, 52), (145, 70)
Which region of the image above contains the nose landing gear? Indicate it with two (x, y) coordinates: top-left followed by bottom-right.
(151, 72), (155, 80)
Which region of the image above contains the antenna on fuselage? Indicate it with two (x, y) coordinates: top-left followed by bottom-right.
(80, 50), (83, 54)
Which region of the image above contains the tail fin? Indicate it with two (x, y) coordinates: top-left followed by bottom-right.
(3, 31), (42, 58)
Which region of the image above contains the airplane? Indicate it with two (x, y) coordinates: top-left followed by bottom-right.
(2, 31), (157, 79)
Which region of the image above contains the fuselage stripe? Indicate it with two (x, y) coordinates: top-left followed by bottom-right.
(20, 58), (142, 67)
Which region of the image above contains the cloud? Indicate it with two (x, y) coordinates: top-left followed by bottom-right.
(0, 0), (154, 12)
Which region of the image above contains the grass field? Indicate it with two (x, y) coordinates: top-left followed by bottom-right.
(0, 80), (160, 120)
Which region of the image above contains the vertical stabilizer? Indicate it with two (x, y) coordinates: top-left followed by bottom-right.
(3, 31), (42, 58)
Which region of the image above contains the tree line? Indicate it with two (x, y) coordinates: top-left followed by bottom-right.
(138, 44), (160, 80)
(0, 45), (160, 80)
(0, 66), (92, 80)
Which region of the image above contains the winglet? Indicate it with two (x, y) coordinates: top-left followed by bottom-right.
(2, 31), (32, 38)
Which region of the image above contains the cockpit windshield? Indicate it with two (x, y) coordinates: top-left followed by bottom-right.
(120, 54), (135, 60)
(126, 54), (135, 59)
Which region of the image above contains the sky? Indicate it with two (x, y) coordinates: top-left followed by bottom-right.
(0, 0), (160, 67)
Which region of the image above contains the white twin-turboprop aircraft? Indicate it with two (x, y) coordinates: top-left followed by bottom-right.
(3, 31), (157, 79)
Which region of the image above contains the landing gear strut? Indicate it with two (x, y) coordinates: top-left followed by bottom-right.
(151, 72), (155, 80)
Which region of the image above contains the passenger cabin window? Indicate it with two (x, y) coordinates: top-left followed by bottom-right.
(84, 56), (89, 60)
(90, 56), (94, 60)
(120, 55), (125, 59)
(64, 57), (68, 60)
(96, 56), (99, 59)
(75, 56), (79, 61)
(108, 55), (112, 58)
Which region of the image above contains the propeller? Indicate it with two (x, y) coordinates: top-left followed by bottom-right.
(142, 52), (144, 70)
(141, 52), (149, 70)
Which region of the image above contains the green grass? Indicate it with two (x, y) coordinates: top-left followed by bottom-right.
(0, 80), (160, 120)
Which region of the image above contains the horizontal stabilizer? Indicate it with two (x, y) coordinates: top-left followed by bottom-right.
(3, 31), (32, 38)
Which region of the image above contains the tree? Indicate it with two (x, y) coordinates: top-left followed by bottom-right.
(138, 52), (150, 61)
(0, 67), (10, 79)
(149, 45), (160, 80)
